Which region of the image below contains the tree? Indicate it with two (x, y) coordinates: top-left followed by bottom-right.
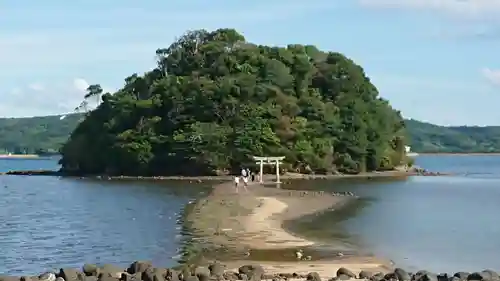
(84, 84), (104, 106)
(59, 28), (409, 176)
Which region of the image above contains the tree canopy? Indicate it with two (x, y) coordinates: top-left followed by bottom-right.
(4, 115), (499, 157)
(57, 28), (407, 176)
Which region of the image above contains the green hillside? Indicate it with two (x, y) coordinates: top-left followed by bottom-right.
(405, 119), (500, 153)
(0, 113), (83, 155)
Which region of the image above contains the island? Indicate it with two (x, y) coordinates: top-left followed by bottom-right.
(57, 28), (409, 177)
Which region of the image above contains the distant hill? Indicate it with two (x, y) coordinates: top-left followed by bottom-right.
(405, 119), (500, 153)
(0, 113), (83, 155)
(0, 113), (499, 154)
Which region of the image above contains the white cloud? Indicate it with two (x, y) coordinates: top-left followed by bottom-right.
(73, 78), (89, 93)
(482, 68), (500, 86)
(28, 83), (44, 91)
(0, 78), (111, 117)
(358, 0), (500, 19)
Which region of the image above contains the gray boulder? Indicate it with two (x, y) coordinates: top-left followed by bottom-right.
(58, 269), (84, 281)
(337, 268), (355, 279)
(83, 265), (99, 277)
(307, 272), (321, 281)
(127, 261), (152, 275)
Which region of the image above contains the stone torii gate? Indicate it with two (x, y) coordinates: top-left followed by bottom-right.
(252, 156), (285, 184)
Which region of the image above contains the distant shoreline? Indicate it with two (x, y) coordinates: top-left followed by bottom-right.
(0, 154), (40, 158)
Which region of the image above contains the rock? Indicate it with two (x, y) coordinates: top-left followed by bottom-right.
(121, 273), (140, 281)
(413, 271), (437, 281)
(142, 268), (156, 281)
(337, 268), (355, 279)
(466, 271), (499, 281)
(238, 265), (264, 281)
(84, 277), (97, 281)
(56, 278), (65, 281)
(99, 265), (124, 279)
(438, 274), (448, 281)
(370, 274), (385, 281)
(359, 271), (374, 279)
(39, 273), (56, 281)
(59, 269), (84, 281)
(385, 273), (397, 281)
(467, 273), (486, 281)
(454, 273), (470, 280)
(96, 276), (118, 281)
(127, 261), (152, 274)
(336, 275), (351, 281)
(481, 270), (499, 281)
(144, 268), (168, 281)
(153, 274), (165, 281)
(208, 263), (225, 278)
(307, 272), (321, 281)
(83, 265), (100, 277)
(194, 267), (210, 281)
(178, 268), (192, 281)
(395, 268), (411, 281)
(222, 272), (238, 281)
(184, 277), (199, 281)
(166, 270), (180, 281)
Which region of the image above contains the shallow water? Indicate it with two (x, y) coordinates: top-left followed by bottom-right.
(0, 159), (206, 275)
(2, 156), (500, 274)
(284, 155), (500, 273)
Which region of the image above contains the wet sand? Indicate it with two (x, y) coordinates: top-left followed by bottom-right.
(183, 181), (393, 278)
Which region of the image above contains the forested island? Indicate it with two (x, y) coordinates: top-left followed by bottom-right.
(1, 29), (499, 171)
(59, 28), (410, 176)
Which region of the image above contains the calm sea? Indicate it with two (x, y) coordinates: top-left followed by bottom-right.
(0, 158), (207, 275)
(286, 155), (500, 273)
(1, 155), (499, 274)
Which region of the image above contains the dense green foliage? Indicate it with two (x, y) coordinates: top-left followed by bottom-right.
(5, 115), (498, 157)
(0, 114), (82, 155)
(406, 119), (500, 153)
(58, 29), (407, 176)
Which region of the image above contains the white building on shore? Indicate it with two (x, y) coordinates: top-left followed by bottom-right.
(405, 146), (419, 157)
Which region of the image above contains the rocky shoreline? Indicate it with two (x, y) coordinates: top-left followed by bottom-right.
(1, 260), (498, 281)
(0, 168), (448, 180)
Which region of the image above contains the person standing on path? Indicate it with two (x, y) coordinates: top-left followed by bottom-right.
(242, 174), (249, 188)
(234, 175), (240, 191)
(246, 168), (251, 181)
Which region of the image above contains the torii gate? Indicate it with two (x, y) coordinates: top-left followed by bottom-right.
(252, 156), (285, 184)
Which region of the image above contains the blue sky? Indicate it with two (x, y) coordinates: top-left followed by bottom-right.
(1, 0), (499, 125)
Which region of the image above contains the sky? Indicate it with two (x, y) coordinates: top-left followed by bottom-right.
(1, 0), (499, 126)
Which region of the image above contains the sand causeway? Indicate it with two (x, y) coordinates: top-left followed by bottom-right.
(183, 181), (393, 278)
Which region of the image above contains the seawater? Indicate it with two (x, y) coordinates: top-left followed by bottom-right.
(285, 155), (500, 273)
(1, 156), (500, 274)
(0, 158), (206, 275)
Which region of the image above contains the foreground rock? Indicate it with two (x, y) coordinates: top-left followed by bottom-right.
(1, 261), (500, 281)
